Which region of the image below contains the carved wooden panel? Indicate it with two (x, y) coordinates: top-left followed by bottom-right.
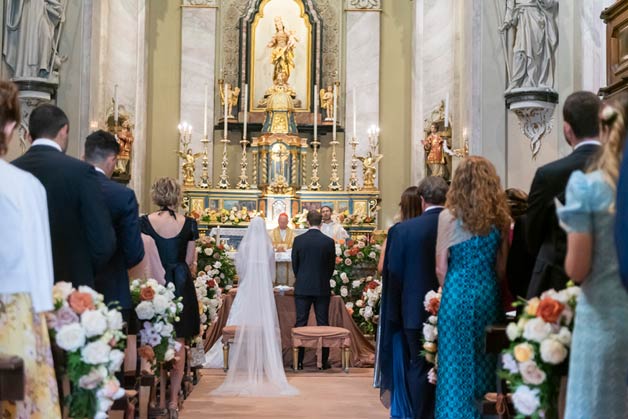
(601, 0), (628, 97)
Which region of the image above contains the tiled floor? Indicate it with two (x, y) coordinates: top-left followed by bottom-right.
(179, 368), (388, 418)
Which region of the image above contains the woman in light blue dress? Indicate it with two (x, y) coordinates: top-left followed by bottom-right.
(558, 100), (628, 419)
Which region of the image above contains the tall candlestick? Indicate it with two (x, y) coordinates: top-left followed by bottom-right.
(444, 93), (450, 128)
(114, 84), (119, 124)
(203, 83), (208, 137)
(332, 83), (337, 141)
(352, 89), (357, 137)
(243, 84), (248, 139)
(223, 82), (229, 139)
(313, 84), (318, 140)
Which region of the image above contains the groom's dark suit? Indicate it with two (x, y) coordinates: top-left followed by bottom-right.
(291, 227), (336, 366)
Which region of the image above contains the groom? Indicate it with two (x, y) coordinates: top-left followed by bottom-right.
(291, 210), (336, 370)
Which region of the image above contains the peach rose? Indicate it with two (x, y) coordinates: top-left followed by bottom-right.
(537, 298), (565, 324)
(514, 343), (534, 363)
(68, 291), (95, 314)
(427, 298), (441, 316)
(525, 297), (541, 316)
(336, 257), (342, 265)
(140, 286), (155, 301)
(138, 345), (155, 362)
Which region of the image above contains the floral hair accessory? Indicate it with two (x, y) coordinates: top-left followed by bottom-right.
(601, 105), (618, 125)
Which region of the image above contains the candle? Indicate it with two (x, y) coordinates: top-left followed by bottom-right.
(352, 89), (357, 138)
(203, 83), (208, 137)
(332, 84), (337, 141)
(114, 84), (119, 124)
(313, 84), (318, 140)
(224, 82), (229, 139)
(243, 84), (249, 139)
(444, 92), (450, 128)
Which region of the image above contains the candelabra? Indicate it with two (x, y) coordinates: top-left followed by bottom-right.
(198, 135), (211, 188)
(328, 80), (341, 191)
(251, 149), (259, 188)
(217, 135), (230, 189)
(347, 135), (360, 191)
(309, 137), (321, 190)
(236, 137), (249, 189)
(300, 139), (308, 190)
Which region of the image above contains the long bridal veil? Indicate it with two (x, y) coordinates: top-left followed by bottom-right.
(211, 217), (298, 396)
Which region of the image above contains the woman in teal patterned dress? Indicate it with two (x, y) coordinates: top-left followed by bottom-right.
(434, 156), (511, 419)
(558, 99), (628, 419)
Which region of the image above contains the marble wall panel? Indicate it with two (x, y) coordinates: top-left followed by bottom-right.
(180, 7), (217, 185)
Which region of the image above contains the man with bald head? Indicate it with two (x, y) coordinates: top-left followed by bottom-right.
(270, 213), (295, 251)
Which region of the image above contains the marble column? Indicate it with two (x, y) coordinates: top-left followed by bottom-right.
(179, 1), (217, 187)
(344, 1), (381, 188)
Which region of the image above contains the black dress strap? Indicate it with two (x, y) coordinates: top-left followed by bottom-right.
(160, 206), (177, 220)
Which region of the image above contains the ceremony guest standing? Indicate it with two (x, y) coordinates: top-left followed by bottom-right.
(291, 210), (336, 370)
(0, 81), (61, 419)
(83, 130), (144, 324)
(320, 205), (349, 242)
(270, 212), (295, 251)
(388, 177), (448, 419)
(505, 188), (535, 300)
(526, 91), (602, 297)
(12, 104), (116, 288)
(559, 99), (628, 418)
(141, 177), (201, 415)
(375, 185), (422, 419)
(435, 157), (510, 419)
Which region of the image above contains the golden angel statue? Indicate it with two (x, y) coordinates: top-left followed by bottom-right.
(176, 148), (204, 187)
(267, 16), (299, 83)
(319, 85), (334, 121)
(358, 151), (383, 191)
(219, 81), (240, 119)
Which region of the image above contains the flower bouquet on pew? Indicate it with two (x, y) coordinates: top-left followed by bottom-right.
(189, 273), (223, 367)
(196, 235), (236, 290)
(130, 279), (183, 372)
(421, 288), (442, 384)
(47, 282), (126, 419)
(499, 283), (580, 419)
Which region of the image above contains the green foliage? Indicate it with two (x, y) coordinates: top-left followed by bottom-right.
(66, 386), (97, 419)
(66, 351), (93, 384)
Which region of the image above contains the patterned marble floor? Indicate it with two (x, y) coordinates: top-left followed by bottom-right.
(179, 368), (387, 418)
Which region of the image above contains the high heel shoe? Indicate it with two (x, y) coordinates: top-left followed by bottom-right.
(168, 402), (179, 419)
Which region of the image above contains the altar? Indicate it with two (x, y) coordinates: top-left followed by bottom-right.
(177, 0), (381, 234)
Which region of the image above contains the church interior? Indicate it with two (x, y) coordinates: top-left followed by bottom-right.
(3, 0), (628, 418)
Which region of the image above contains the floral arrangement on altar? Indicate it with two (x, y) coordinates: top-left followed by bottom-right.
(130, 279), (183, 371)
(329, 236), (382, 334)
(47, 282), (126, 419)
(196, 235), (236, 290)
(194, 272), (222, 339)
(196, 207), (261, 225)
(338, 210), (376, 226)
(292, 210), (308, 228)
(500, 284), (580, 418)
(422, 289), (442, 384)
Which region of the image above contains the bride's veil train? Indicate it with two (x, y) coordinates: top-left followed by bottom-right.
(210, 217), (298, 396)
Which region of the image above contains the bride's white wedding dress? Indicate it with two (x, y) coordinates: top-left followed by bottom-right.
(206, 217), (298, 396)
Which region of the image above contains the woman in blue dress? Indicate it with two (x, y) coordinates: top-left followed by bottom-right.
(558, 99), (628, 419)
(434, 156), (511, 419)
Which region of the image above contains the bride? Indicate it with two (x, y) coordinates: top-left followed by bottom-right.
(207, 216), (298, 396)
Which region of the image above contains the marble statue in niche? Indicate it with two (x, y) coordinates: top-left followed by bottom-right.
(499, 0), (558, 91)
(3, 0), (65, 81)
(267, 16), (299, 83)
(319, 85), (334, 121)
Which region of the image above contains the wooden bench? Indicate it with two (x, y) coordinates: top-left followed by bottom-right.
(0, 356), (24, 401)
(478, 324), (515, 419)
(291, 326), (351, 373)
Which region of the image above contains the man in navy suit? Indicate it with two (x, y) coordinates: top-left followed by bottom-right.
(84, 130), (144, 321)
(291, 210), (336, 370)
(616, 140), (628, 290)
(388, 176), (448, 419)
(13, 105), (116, 288)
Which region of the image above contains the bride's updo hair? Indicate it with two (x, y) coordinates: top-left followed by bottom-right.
(591, 94), (628, 191)
(151, 177), (182, 208)
(0, 81), (21, 157)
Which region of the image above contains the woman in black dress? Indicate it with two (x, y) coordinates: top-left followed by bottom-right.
(141, 177), (200, 417)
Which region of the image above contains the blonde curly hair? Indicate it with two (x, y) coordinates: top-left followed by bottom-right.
(151, 177), (182, 208)
(591, 95), (628, 193)
(446, 156), (511, 236)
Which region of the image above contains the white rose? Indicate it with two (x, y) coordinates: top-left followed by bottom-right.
(214, 261), (222, 269)
(506, 322), (521, 341)
(352, 280), (362, 289)
(345, 302), (354, 309)
(364, 305), (373, 319)
(523, 317), (552, 343)
(152, 294), (170, 315)
(519, 360), (546, 385)
(344, 250), (350, 257)
(501, 353), (518, 374)
(330, 279), (336, 288)
(560, 306), (574, 326)
(81, 340), (111, 365)
(196, 246), (202, 254)
(335, 246), (342, 256)
(565, 286), (581, 301)
(340, 286), (348, 297)
(204, 248), (212, 256)
(355, 299), (364, 308)
(164, 348), (176, 362)
(540, 338), (568, 365)
(135, 301), (155, 320)
(428, 315), (438, 325)
(78, 366), (107, 389)
(97, 396), (114, 416)
(108, 349), (125, 372)
(53, 281), (74, 301)
(422, 323), (438, 342)
(56, 323), (86, 351)
(160, 323), (174, 337)
(147, 279), (159, 288)
(369, 252), (377, 259)
(555, 327), (572, 346)
(106, 310), (124, 331)
(512, 385), (541, 416)
(81, 310), (108, 338)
